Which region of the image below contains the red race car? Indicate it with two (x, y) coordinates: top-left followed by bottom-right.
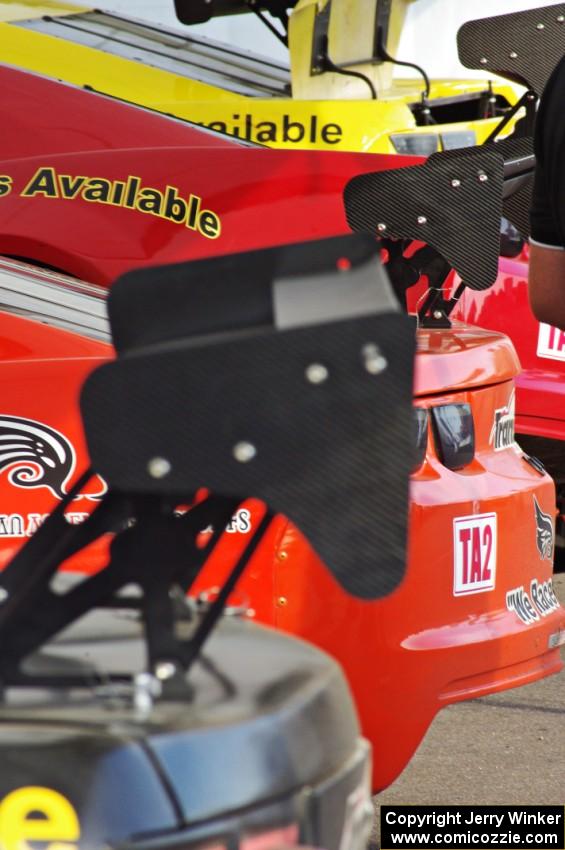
(0, 64), (562, 793)
(448, 6), (565, 567)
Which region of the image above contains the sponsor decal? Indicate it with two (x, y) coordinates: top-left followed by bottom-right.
(0, 786), (79, 850)
(489, 390), (516, 451)
(453, 513), (497, 595)
(534, 496), (554, 560)
(0, 415), (76, 499)
(227, 509), (252, 533)
(0, 417), (250, 538)
(198, 113), (343, 146)
(0, 415), (106, 506)
(537, 322), (565, 361)
(0, 167), (221, 239)
(0, 511), (89, 538)
(0, 508), (252, 541)
(199, 508), (252, 536)
(507, 578), (560, 625)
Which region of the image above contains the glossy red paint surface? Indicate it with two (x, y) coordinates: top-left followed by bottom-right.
(452, 256), (565, 443)
(0, 64), (420, 284)
(413, 323), (520, 396)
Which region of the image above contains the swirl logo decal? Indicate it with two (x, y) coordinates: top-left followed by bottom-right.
(0, 416), (76, 499)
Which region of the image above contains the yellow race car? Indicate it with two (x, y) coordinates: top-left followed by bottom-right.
(1, 0), (522, 154)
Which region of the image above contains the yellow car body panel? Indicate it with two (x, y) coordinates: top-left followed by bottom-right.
(0, 0), (523, 153)
(0, 0), (83, 21)
(289, 0), (416, 100)
(183, 93), (511, 153)
(0, 23), (240, 105)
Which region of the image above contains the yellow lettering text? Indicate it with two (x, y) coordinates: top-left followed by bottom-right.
(0, 787), (79, 850)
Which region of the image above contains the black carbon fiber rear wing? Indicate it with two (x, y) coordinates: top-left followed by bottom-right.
(344, 138), (534, 323)
(501, 136), (535, 239)
(82, 235), (415, 601)
(458, 3), (565, 95)
(0, 234), (415, 694)
(458, 5), (565, 141)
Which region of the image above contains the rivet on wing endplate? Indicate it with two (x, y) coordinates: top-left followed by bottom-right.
(433, 310), (444, 320)
(478, 172), (489, 183)
(451, 178), (462, 188)
(510, 51), (518, 59)
(147, 456), (172, 478)
(480, 57), (488, 65)
(417, 215), (427, 225)
(558, 15), (565, 23)
(305, 363), (329, 384)
(536, 22), (545, 30)
(155, 660), (178, 681)
(233, 441), (257, 463)
(362, 343), (388, 375)
(377, 223), (387, 233)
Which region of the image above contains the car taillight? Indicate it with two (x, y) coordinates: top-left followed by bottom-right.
(431, 403), (475, 470)
(390, 133), (439, 155)
(413, 408), (429, 472)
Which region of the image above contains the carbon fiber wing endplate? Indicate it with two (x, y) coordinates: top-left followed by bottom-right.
(344, 146), (504, 290)
(458, 4), (565, 95)
(498, 135), (535, 239)
(81, 236), (415, 600)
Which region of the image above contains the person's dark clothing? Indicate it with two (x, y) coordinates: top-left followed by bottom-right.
(530, 54), (565, 249)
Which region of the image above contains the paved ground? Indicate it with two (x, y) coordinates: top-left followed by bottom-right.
(371, 575), (565, 844)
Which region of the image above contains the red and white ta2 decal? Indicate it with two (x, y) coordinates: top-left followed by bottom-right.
(453, 513), (497, 596)
(537, 323), (565, 361)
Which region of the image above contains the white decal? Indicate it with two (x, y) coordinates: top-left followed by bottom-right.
(507, 578), (560, 625)
(0, 511), (90, 538)
(453, 513), (497, 595)
(198, 509), (253, 536)
(489, 390), (516, 451)
(530, 578), (560, 616)
(226, 509), (252, 533)
(537, 323), (565, 362)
